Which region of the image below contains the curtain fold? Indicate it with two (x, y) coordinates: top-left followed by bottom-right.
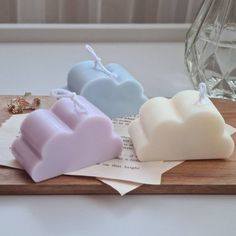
(0, 0), (17, 23)
(0, 0), (203, 23)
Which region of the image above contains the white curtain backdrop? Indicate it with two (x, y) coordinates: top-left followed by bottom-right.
(0, 0), (203, 23)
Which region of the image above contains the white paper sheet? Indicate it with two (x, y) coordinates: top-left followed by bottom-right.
(98, 178), (141, 196)
(98, 160), (182, 195)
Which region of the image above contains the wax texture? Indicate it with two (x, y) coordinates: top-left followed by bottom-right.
(11, 96), (123, 182)
(129, 90), (234, 161)
(67, 61), (147, 118)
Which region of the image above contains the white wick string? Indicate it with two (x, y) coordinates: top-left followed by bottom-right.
(85, 44), (118, 79)
(51, 88), (87, 113)
(198, 82), (208, 105)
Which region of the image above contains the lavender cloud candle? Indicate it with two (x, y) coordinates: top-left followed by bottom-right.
(11, 90), (123, 182)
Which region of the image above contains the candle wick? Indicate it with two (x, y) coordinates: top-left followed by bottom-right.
(198, 82), (208, 105)
(85, 44), (118, 79)
(51, 88), (87, 113)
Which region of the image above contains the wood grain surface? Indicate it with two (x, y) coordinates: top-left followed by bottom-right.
(0, 95), (236, 195)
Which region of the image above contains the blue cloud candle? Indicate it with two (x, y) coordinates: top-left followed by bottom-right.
(67, 45), (147, 118)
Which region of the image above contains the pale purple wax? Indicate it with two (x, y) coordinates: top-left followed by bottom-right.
(11, 96), (123, 182)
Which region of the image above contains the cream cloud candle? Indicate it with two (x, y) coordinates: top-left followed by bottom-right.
(129, 83), (234, 161)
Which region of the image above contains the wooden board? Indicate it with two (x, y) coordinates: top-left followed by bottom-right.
(1, 95), (236, 195)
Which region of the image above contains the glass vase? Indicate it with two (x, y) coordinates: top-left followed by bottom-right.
(185, 0), (236, 100)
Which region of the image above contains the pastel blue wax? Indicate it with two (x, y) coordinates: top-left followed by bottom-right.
(67, 60), (147, 118)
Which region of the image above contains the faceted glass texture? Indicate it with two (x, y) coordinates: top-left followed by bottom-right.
(185, 0), (236, 100)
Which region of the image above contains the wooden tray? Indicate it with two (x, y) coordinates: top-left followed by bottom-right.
(1, 95), (236, 195)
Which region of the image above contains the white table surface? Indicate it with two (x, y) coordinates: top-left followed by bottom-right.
(0, 42), (236, 236)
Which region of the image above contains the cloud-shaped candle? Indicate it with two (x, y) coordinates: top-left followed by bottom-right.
(129, 83), (234, 161)
(67, 45), (147, 118)
(11, 90), (123, 182)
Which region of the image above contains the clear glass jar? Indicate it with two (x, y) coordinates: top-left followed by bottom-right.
(185, 0), (236, 100)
